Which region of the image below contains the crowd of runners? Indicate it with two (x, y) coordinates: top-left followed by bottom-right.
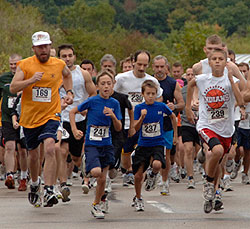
(0, 31), (250, 219)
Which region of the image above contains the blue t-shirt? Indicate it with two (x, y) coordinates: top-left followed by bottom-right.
(134, 102), (172, 147)
(77, 94), (122, 146)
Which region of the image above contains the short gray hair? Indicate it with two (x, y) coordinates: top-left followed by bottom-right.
(100, 54), (116, 67)
(153, 55), (169, 66)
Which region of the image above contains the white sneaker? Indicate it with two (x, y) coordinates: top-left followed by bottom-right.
(170, 164), (180, 183)
(91, 204), (105, 219)
(66, 178), (73, 186)
(100, 199), (109, 213)
(82, 183), (89, 194)
(242, 173), (250, 184)
(54, 186), (62, 200)
(134, 197), (144, 211)
(226, 159), (234, 173)
(61, 185), (71, 202)
(105, 177), (112, 193)
(72, 172), (79, 179)
(161, 180), (170, 195)
(145, 172), (157, 191)
(203, 181), (215, 201)
(187, 179), (195, 189)
(223, 177), (233, 191)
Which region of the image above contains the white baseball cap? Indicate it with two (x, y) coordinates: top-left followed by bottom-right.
(32, 31), (52, 46)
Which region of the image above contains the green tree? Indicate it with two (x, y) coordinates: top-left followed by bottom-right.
(164, 22), (226, 69)
(58, 0), (115, 33)
(0, 0), (64, 73)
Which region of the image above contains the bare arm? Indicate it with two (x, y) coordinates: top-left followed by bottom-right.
(173, 83), (184, 111)
(10, 66), (43, 93)
(62, 66), (73, 105)
(128, 108), (136, 137)
(80, 68), (97, 97)
(227, 62), (246, 91)
(192, 62), (202, 104)
(103, 106), (122, 132)
(228, 70), (244, 107)
(185, 78), (197, 124)
(243, 71), (250, 102)
(69, 106), (84, 140)
(134, 109), (147, 132)
(169, 112), (178, 145)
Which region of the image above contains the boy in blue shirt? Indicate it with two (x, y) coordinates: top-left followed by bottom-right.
(133, 80), (177, 211)
(69, 70), (122, 219)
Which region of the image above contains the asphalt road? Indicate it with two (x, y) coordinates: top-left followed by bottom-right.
(0, 169), (250, 229)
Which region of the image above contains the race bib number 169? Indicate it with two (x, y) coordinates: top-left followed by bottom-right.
(32, 87), (51, 102)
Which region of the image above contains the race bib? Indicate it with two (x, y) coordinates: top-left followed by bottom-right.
(142, 122), (161, 137)
(8, 97), (17, 108)
(128, 92), (144, 107)
(32, 87), (51, 102)
(208, 107), (229, 124)
(89, 126), (109, 141)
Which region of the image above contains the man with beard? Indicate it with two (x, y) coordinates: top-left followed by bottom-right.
(10, 31), (73, 208)
(152, 55), (184, 195)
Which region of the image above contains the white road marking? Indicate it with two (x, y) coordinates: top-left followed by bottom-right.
(147, 201), (174, 213)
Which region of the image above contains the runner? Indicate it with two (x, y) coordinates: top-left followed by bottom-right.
(186, 48), (244, 213)
(133, 80), (177, 211)
(152, 55), (184, 194)
(114, 50), (163, 186)
(69, 70), (122, 219)
(10, 31), (73, 207)
(58, 43), (96, 198)
(0, 54), (25, 190)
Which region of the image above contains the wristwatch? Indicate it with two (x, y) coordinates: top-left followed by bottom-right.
(66, 89), (74, 96)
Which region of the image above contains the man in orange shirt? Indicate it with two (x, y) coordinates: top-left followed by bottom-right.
(10, 31), (73, 207)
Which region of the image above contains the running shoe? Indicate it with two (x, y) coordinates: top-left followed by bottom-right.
(242, 173), (250, 184)
(170, 164), (180, 183)
(91, 203), (105, 219)
(100, 199), (109, 214)
(82, 183), (90, 194)
(214, 190), (224, 211)
(145, 171), (157, 191)
(18, 178), (27, 191)
(230, 161), (241, 180)
(61, 186), (71, 202)
(131, 195), (136, 207)
(0, 164), (6, 180)
(203, 181), (215, 201)
(180, 168), (187, 179)
(226, 159), (234, 173)
(187, 179), (195, 189)
(161, 180), (170, 195)
(134, 197), (144, 212)
(28, 180), (41, 206)
(223, 177), (233, 191)
(5, 175), (15, 189)
(43, 187), (58, 207)
(197, 148), (206, 164)
(105, 177), (112, 193)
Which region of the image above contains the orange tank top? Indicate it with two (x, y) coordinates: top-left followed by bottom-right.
(17, 56), (65, 128)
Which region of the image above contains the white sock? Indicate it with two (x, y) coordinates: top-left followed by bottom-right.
(31, 179), (39, 186)
(21, 170), (28, 180)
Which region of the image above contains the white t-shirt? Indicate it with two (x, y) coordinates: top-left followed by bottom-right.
(196, 72), (236, 138)
(238, 103), (250, 129)
(60, 65), (89, 122)
(114, 70), (163, 129)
